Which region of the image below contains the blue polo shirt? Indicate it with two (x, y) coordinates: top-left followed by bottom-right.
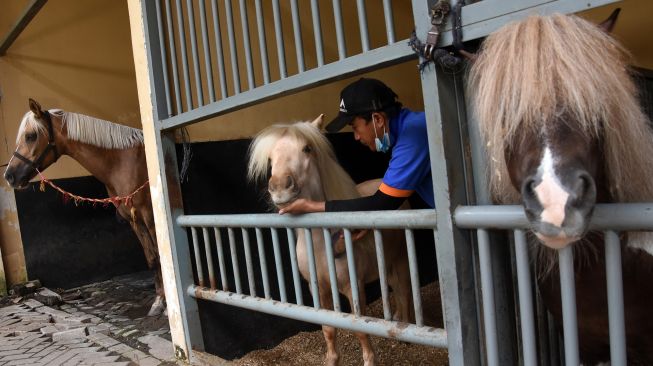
(379, 108), (435, 208)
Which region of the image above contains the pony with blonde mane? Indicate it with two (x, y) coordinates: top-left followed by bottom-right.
(4, 99), (166, 317)
(468, 12), (653, 364)
(248, 115), (412, 366)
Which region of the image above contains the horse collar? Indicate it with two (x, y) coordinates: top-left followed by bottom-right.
(12, 111), (59, 171)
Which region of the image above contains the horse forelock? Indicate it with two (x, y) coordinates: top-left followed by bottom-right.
(16, 110), (59, 144)
(248, 122), (359, 201)
(468, 13), (653, 205)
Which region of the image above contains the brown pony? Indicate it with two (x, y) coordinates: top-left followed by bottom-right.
(468, 12), (653, 364)
(4, 99), (165, 317)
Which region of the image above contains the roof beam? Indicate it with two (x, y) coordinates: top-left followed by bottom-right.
(0, 0), (48, 56)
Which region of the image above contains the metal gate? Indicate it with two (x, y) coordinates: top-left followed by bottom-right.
(126, 0), (627, 364)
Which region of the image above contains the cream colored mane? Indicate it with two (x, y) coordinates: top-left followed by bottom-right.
(247, 121), (360, 201)
(17, 110), (143, 149)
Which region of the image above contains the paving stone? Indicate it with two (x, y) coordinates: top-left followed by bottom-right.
(137, 335), (174, 361)
(87, 333), (120, 349)
(34, 288), (63, 306)
(52, 327), (88, 342)
(121, 330), (139, 337)
(21, 299), (44, 310)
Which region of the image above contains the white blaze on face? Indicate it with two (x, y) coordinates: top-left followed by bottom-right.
(533, 147), (569, 228)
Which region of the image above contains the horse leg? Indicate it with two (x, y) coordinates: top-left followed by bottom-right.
(344, 282), (376, 366)
(130, 219), (165, 316)
(387, 246), (414, 323)
(318, 287), (339, 366)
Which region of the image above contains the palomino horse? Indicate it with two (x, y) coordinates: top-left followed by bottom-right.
(247, 115), (412, 366)
(468, 12), (653, 364)
(4, 99), (165, 316)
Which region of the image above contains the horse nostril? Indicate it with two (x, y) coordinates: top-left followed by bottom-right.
(572, 172), (596, 205)
(4, 171), (14, 185)
(285, 175), (294, 190)
(521, 177), (537, 200)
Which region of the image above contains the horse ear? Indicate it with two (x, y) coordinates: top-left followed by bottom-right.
(598, 8), (620, 33)
(310, 114), (325, 130)
(29, 98), (44, 119)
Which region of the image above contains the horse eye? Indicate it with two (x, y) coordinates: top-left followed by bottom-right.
(302, 145), (312, 154)
(25, 132), (37, 142)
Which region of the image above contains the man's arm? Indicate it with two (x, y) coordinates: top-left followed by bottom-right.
(278, 190), (406, 214)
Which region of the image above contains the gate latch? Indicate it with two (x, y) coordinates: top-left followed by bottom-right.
(424, 0), (451, 59)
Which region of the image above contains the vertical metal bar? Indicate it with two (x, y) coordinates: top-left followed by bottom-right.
(514, 230), (537, 366)
(286, 228), (303, 305)
(374, 230), (391, 320)
(155, 0), (172, 115)
(405, 229), (423, 326)
(382, 0), (395, 44)
(213, 228), (229, 291)
(310, 0), (324, 67)
(210, 0), (228, 99)
(270, 228), (288, 302)
(228, 228), (242, 294)
(331, 0), (346, 60)
(191, 227), (205, 287)
(304, 229), (320, 308)
(343, 229), (361, 315)
(548, 312), (561, 366)
(202, 228), (216, 289)
(477, 229), (499, 366)
(185, 0), (203, 106)
(290, 0), (305, 72)
(255, 228), (271, 299)
(224, 0), (241, 94)
(322, 229), (341, 312)
(355, 0), (369, 52)
(605, 230), (627, 366)
(198, 0), (215, 103)
(242, 228), (257, 297)
(271, 0), (287, 78)
(254, 0), (270, 84)
(238, 0), (255, 89)
(175, 0), (193, 110)
(164, 0), (182, 115)
(558, 246), (579, 366)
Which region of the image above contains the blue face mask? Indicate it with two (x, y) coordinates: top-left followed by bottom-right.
(374, 125), (391, 153)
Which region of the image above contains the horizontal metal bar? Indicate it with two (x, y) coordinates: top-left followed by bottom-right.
(178, 209), (436, 229)
(0, 0), (47, 56)
(189, 285), (447, 347)
(159, 41), (415, 130)
(454, 204), (653, 231)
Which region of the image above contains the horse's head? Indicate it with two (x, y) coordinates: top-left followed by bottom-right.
(4, 99), (61, 189)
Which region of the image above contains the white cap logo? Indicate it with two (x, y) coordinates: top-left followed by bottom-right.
(339, 98), (347, 113)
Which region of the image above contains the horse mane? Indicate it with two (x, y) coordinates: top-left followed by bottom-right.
(248, 121), (361, 201)
(468, 13), (653, 205)
(17, 109), (144, 150)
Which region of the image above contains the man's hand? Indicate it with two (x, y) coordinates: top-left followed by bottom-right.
(278, 199), (326, 214)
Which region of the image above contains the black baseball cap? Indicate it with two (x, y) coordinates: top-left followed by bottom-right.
(325, 78), (399, 133)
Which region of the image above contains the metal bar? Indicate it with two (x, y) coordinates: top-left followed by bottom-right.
(164, 0), (182, 114)
(382, 0), (395, 44)
(405, 229), (423, 326)
(179, 209), (436, 229)
(228, 228), (242, 294)
(254, 0), (270, 84)
(224, 0), (241, 94)
(198, 0), (215, 103)
(343, 229), (361, 315)
(160, 41), (415, 129)
(213, 228), (229, 291)
(271, 0), (287, 78)
(322, 229), (341, 312)
(185, 0), (203, 106)
(175, 0), (193, 110)
(154, 0), (172, 115)
(605, 230), (627, 366)
(255, 228), (271, 299)
(477, 229), (499, 366)
(355, 0), (369, 52)
(0, 0), (47, 56)
(238, 0), (255, 89)
(304, 229), (320, 308)
(558, 246), (579, 366)
(514, 230), (537, 366)
(290, 0), (305, 72)
(242, 228), (257, 297)
(374, 230), (391, 320)
(310, 0), (324, 67)
(202, 228), (216, 289)
(190, 227), (205, 287)
(210, 0), (228, 99)
(190, 285), (448, 347)
(271, 228), (287, 302)
(455, 204), (653, 230)
(286, 228), (303, 305)
(331, 0), (346, 59)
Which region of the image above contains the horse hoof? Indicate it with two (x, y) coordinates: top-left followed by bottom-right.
(147, 296), (166, 317)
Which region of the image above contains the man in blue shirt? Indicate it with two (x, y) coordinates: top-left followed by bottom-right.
(279, 78), (433, 214)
